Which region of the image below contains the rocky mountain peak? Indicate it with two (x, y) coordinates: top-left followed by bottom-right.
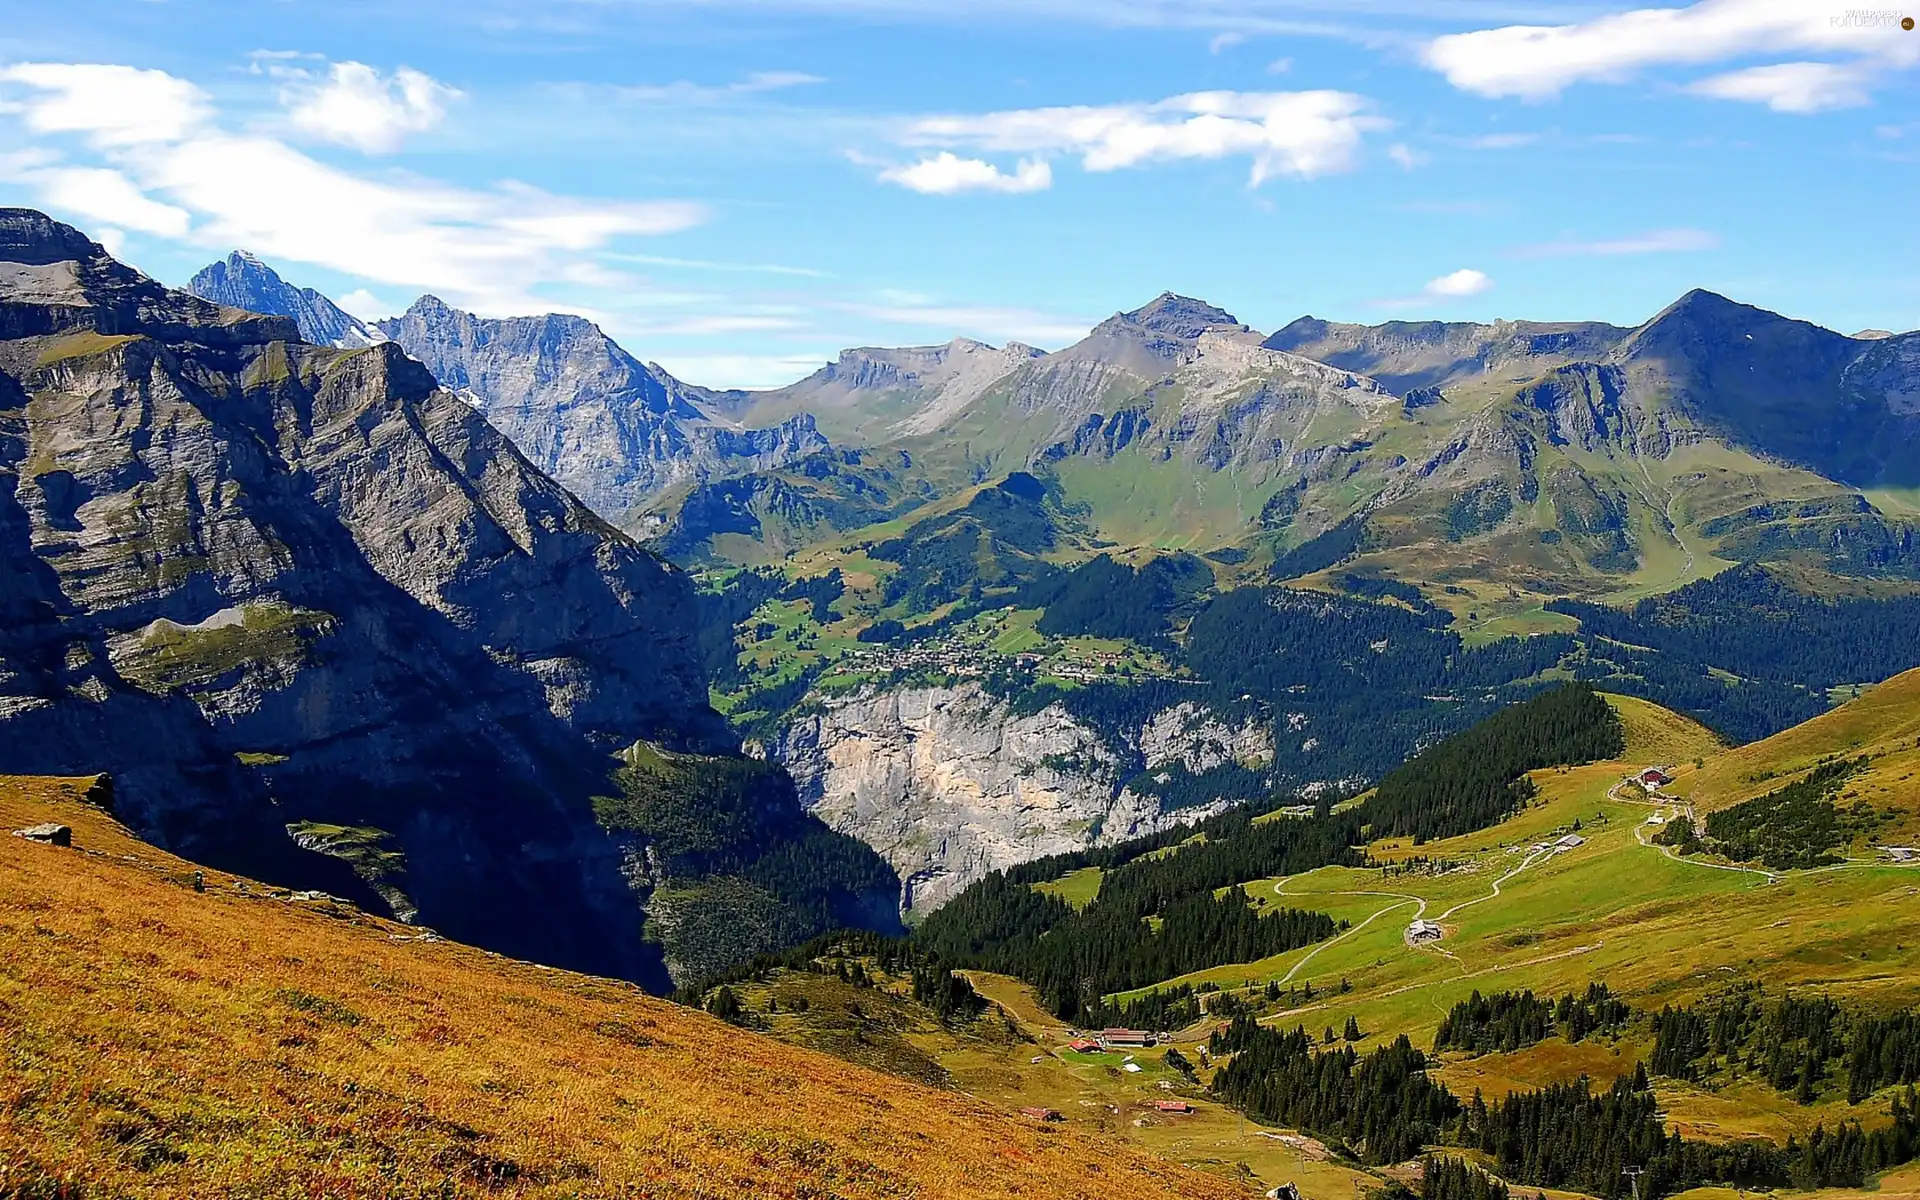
(0, 207), (103, 266)
(187, 249), (377, 349)
(1121, 291), (1246, 339)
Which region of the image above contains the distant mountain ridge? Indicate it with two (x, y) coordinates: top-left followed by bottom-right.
(182, 250), (1920, 604)
(374, 295), (829, 526)
(187, 251), (381, 348)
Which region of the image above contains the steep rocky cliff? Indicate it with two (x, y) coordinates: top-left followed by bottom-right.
(0, 210), (895, 989)
(373, 296), (828, 527)
(771, 682), (1272, 913)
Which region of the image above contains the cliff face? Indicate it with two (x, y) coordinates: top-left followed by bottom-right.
(772, 682), (1272, 912)
(374, 297), (828, 527)
(0, 210), (893, 989)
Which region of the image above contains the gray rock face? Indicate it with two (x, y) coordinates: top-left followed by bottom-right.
(187, 251), (380, 349)
(374, 296), (828, 526)
(0, 209), (876, 989)
(771, 682), (1272, 913)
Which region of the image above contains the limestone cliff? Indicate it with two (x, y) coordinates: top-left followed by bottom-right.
(771, 682), (1273, 913)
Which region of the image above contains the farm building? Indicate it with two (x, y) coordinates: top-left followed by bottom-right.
(1099, 1028), (1154, 1051)
(1407, 918), (1442, 942)
(1019, 1106), (1063, 1122)
(1067, 1037), (1101, 1053)
(1638, 768), (1673, 792)
(1555, 833), (1586, 850)
(1883, 847), (1920, 863)
(1267, 1185), (1303, 1200)
(1153, 1100), (1194, 1114)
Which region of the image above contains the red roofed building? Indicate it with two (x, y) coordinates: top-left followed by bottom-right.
(1020, 1106), (1064, 1121)
(1154, 1100), (1194, 1113)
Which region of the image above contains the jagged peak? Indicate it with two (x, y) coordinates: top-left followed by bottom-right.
(1114, 291), (1244, 337)
(0, 208), (106, 267)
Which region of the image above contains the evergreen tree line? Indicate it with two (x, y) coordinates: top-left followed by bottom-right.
(1365, 684), (1625, 845)
(1081, 985), (1203, 1033)
(914, 802), (1368, 1022)
(1650, 984), (1920, 1107)
(1547, 564), (1920, 691)
(1433, 984), (1630, 1055)
(674, 928), (985, 1028)
(1207, 1017), (1456, 1166)
(1418, 1156), (1522, 1200)
(1209, 1012), (1920, 1197)
(1461, 1069), (1780, 1198)
(1703, 756), (1878, 869)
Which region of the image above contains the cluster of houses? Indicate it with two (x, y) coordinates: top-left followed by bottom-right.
(835, 620), (1187, 686)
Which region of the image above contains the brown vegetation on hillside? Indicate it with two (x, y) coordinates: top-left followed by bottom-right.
(0, 775), (1243, 1199)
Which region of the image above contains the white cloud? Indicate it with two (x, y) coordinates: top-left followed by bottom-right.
(0, 63), (210, 146)
(335, 288), (393, 319)
(1387, 142), (1426, 170)
(1372, 267), (1494, 310)
(1515, 228), (1721, 257)
(900, 89), (1388, 186)
(0, 61), (707, 314)
(1210, 32), (1247, 54)
(879, 152), (1052, 195)
(1424, 268), (1492, 297)
(1688, 61), (1873, 113)
(283, 61), (460, 153)
(1424, 0), (1918, 107)
(1266, 57), (1294, 75)
(1, 163), (191, 236)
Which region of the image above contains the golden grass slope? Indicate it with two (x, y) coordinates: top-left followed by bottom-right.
(0, 776), (1242, 1200)
(1669, 666), (1920, 830)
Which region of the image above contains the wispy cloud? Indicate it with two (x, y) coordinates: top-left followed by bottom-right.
(895, 89), (1389, 188)
(1209, 31), (1247, 54)
(1387, 142), (1426, 170)
(606, 252), (831, 278)
(1688, 61), (1874, 113)
(1447, 131), (1540, 149)
(0, 60), (705, 314)
(1513, 227), (1720, 257)
(614, 70), (826, 104)
(1424, 0), (1919, 109)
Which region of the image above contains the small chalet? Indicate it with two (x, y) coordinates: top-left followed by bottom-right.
(1067, 1037), (1101, 1053)
(1407, 918), (1442, 942)
(1153, 1100), (1194, 1114)
(1020, 1106), (1064, 1122)
(1638, 768), (1673, 792)
(1099, 1027), (1153, 1051)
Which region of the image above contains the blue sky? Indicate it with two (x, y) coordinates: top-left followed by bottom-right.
(1, 0), (1915, 386)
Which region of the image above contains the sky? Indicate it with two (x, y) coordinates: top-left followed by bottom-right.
(0, 0), (1915, 388)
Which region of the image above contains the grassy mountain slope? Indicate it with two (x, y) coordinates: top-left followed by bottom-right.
(720, 686), (1920, 1198)
(1669, 666), (1920, 835)
(0, 775), (1237, 1200)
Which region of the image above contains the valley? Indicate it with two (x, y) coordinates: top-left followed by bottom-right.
(6, 205), (1920, 1200)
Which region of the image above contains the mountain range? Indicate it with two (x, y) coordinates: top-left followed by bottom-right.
(0, 209), (897, 990)
(183, 249), (1920, 620)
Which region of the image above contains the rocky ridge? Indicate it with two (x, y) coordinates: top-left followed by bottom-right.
(1, 210), (894, 989)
